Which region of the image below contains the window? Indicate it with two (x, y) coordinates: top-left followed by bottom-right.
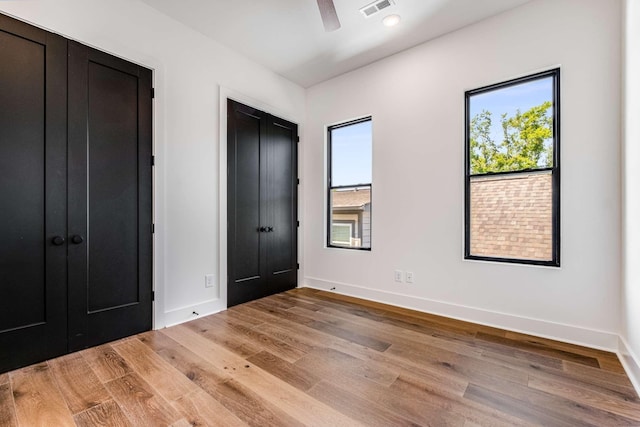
(465, 69), (560, 266)
(331, 223), (353, 245)
(328, 117), (372, 250)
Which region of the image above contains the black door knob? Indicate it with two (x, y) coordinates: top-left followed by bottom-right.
(52, 236), (65, 246)
(267, 226), (274, 232)
(258, 226), (267, 232)
(71, 234), (84, 244)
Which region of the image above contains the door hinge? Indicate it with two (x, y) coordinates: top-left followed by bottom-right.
(152, 224), (155, 234)
(297, 263), (300, 270)
(296, 136), (300, 143)
(151, 88), (155, 99)
(297, 221), (300, 227)
(151, 155), (155, 166)
(151, 291), (155, 301)
(296, 178), (300, 185)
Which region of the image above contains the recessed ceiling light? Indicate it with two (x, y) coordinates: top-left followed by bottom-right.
(382, 14), (401, 27)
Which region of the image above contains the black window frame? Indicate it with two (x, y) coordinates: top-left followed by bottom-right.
(327, 116), (372, 251)
(464, 68), (560, 267)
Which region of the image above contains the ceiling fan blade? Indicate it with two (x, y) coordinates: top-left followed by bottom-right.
(317, 0), (341, 32)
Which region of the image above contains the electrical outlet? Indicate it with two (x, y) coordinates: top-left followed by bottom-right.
(406, 271), (414, 284)
(205, 274), (215, 288)
(394, 270), (403, 282)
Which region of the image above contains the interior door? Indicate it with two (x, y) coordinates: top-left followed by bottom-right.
(227, 100), (269, 306)
(67, 42), (153, 351)
(227, 99), (297, 307)
(266, 115), (298, 294)
(0, 15), (68, 372)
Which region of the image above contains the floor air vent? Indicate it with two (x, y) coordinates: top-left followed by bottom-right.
(360, 0), (395, 18)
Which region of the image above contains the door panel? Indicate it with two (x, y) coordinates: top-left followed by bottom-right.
(234, 110), (263, 281)
(0, 31), (46, 328)
(227, 101), (269, 307)
(268, 119), (297, 278)
(68, 42), (152, 351)
(0, 15), (67, 372)
(87, 61), (139, 311)
(227, 99), (297, 307)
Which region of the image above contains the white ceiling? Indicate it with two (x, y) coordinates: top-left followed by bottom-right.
(140, 0), (533, 87)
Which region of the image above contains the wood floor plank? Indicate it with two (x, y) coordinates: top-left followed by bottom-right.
(246, 299), (317, 326)
(105, 373), (182, 426)
(252, 322), (316, 355)
(202, 314), (307, 363)
(81, 343), (133, 383)
(256, 313), (469, 396)
(480, 347), (638, 400)
(345, 374), (468, 426)
(247, 350), (321, 391)
(10, 363), (76, 427)
(0, 382), (17, 427)
(253, 311), (370, 355)
(172, 389), (247, 427)
(272, 292), (323, 312)
(303, 288), (496, 337)
(298, 304), (483, 358)
(251, 295), (295, 310)
(145, 334), (280, 425)
(295, 347), (399, 387)
(478, 341), (564, 371)
(229, 303), (290, 325)
(306, 320), (391, 352)
(152, 334), (311, 427)
(73, 400), (133, 427)
(528, 373), (640, 421)
(563, 359), (636, 389)
(386, 341), (529, 387)
(183, 316), (262, 358)
(307, 380), (422, 427)
(136, 330), (179, 353)
(163, 325), (253, 373)
(296, 356), (465, 427)
(112, 338), (198, 402)
(467, 372), (638, 426)
(391, 375), (534, 427)
(464, 383), (579, 427)
(309, 296), (482, 350)
(163, 324), (363, 427)
(214, 309), (265, 328)
(49, 352), (112, 414)
(503, 331), (621, 362)
(476, 331), (601, 368)
(598, 355), (629, 374)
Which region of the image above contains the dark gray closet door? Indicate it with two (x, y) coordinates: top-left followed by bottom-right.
(266, 115), (298, 293)
(0, 14), (68, 372)
(227, 101), (269, 306)
(67, 42), (153, 351)
(227, 99), (297, 307)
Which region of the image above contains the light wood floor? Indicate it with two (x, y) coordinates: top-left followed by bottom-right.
(1, 288), (639, 426)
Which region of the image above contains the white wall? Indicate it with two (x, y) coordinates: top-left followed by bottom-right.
(0, 0), (306, 328)
(304, 0), (622, 350)
(621, 0), (640, 391)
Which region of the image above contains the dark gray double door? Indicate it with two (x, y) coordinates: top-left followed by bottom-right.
(0, 14), (152, 373)
(227, 99), (298, 307)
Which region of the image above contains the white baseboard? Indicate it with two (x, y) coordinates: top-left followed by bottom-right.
(303, 277), (619, 352)
(161, 299), (225, 328)
(618, 336), (640, 396)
